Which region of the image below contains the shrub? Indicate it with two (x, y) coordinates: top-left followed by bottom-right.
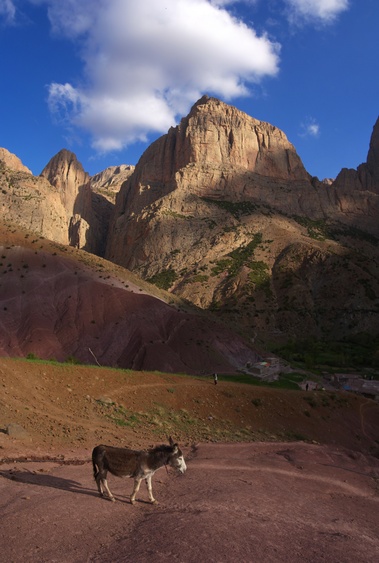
(251, 398), (263, 407)
(26, 352), (39, 360)
(147, 268), (178, 290)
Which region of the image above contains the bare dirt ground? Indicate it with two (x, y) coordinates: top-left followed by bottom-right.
(1, 358), (379, 562)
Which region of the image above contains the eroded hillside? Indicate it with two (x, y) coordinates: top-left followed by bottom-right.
(0, 223), (261, 374)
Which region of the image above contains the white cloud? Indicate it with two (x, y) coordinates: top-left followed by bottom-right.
(40, 0), (280, 153)
(0, 0), (16, 23)
(299, 117), (320, 138)
(285, 0), (349, 24)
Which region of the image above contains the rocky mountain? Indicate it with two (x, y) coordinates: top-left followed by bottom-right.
(105, 97), (379, 348)
(1, 97), (379, 358)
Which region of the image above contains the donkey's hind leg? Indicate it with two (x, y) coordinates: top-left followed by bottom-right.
(101, 478), (115, 502)
(94, 472), (104, 496)
(95, 468), (115, 502)
(96, 478), (104, 496)
(130, 477), (142, 505)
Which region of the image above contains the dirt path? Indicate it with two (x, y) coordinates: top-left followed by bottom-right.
(1, 442), (378, 562)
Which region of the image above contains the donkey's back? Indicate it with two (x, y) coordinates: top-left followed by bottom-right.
(92, 444), (141, 479)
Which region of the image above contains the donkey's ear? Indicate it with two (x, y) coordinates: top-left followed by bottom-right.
(168, 436), (175, 446)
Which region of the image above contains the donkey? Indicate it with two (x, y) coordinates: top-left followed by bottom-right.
(92, 437), (186, 504)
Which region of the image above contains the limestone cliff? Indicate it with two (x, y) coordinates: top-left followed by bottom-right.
(0, 148), (68, 243)
(107, 98), (379, 272)
(105, 97), (379, 345)
(41, 149), (114, 255)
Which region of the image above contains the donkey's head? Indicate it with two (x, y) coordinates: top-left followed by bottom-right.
(167, 436), (187, 474)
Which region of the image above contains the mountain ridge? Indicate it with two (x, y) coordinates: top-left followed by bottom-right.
(1, 97), (379, 358)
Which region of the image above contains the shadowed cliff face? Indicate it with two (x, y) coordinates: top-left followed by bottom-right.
(105, 97), (379, 346)
(333, 117), (379, 194)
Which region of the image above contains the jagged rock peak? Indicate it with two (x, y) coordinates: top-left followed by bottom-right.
(127, 95), (309, 202)
(40, 149), (90, 215)
(179, 96), (308, 180)
(0, 147), (32, 174)
(40, 149), (88, 188)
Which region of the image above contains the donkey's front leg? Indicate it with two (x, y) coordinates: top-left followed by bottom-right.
(145, 475), (157, 504)
(130, 477), (142, 505)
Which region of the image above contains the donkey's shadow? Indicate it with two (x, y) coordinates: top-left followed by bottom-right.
(0, 467), (128, 501)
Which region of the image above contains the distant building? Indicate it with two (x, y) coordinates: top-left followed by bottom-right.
(249, 357), (280, 382)
(331, 373), (379, 401)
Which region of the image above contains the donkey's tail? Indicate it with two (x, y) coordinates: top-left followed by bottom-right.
(92, 446), (101, 480)
(93, 460), (99, 480)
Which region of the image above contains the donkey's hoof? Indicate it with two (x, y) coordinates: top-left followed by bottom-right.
(130, 499), (136, 505)
(110, 497), (116, 503)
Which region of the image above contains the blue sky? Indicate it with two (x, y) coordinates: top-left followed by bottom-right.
(0, 0), (378, 180)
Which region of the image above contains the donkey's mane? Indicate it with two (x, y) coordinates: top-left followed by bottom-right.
(148, 444), (175, 455)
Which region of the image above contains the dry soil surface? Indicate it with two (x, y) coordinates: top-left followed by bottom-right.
(1, 358), (379, 562)
(1, 442), (378, 562)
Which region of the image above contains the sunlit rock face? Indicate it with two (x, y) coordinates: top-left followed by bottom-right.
(0, 148), (68, 243)
(105, 97), (379, 344)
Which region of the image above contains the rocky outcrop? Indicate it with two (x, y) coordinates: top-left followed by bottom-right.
(91, 164), (135, 203)
(40, 148), (90, 214)
(109, 96), (311, 220)
(0, 148), (32, 174)
(333, 117), (379, 194)
(0, 149), (68, 243)
(106, 97), (379, 274)
(366, 117), (379, 184)
(41, 149), (113, 255)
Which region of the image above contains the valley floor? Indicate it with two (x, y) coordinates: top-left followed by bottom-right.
(1, 358), (379, 561)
